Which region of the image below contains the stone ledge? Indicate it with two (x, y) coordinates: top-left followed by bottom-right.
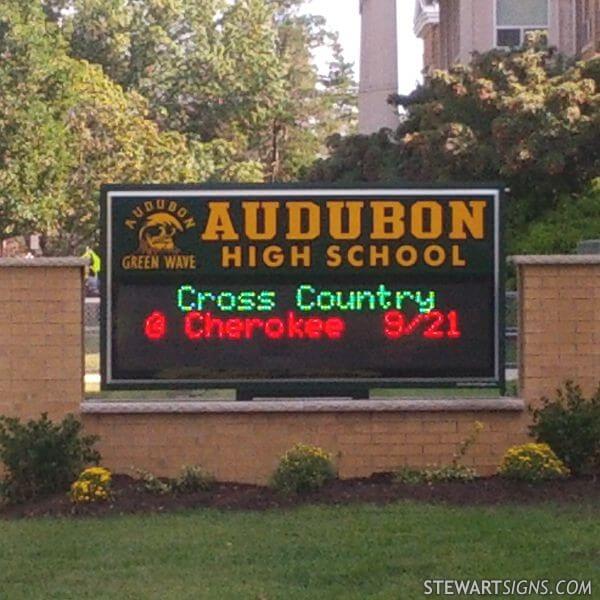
(511, 255), (600, 265)
(0, 257), (89, 268)
(81, 398), (526, 415)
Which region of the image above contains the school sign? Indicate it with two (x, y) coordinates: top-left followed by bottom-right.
(101, 185), (504, 392)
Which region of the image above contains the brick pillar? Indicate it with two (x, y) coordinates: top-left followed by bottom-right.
(0, 258), (87, 420)
(515, 255), (600, 405)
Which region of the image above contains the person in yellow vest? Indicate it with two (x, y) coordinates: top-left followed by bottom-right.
(82, 247), (101, 296)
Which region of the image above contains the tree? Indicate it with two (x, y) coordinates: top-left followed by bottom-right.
(63, 0), (356, 181)
(0, 0), (262, 253)
(395, 41), (598, 200)
(309, 36), (600, 251)
(1, 0), (356, 252)
(0, 2), (75, 245)
(261, 0), (356, 181)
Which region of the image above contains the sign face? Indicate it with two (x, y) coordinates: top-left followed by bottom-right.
(101, 185), (504, 391)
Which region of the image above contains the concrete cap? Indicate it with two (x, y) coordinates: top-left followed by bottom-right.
(511, 255), (600, 265)
(82, 398), (526, 414)
(0, 257), (89, 267)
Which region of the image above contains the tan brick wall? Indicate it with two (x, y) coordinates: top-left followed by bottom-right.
(2, 257), (597, 485)
(0, 264), (84, 420)
(518, 261), (600, 403)
(82, 410), (529, 483)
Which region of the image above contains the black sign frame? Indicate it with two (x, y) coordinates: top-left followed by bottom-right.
(100, 183), (505, 394)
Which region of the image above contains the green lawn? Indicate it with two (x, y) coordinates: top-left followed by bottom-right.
(1, 503), (598, 599)
(86, 387), (504, 400)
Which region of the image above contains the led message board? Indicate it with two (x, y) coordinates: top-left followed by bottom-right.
(101, 185), (504, 391)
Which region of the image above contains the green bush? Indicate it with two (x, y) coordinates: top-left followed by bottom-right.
(512, 180), (600, 256)
(530, 381), (600, 475)
(173, 465), (214, 494)
(0, 413), (100, 503)
(393, 466), (428, 485)
(498, 443), (570, 482)
(135, 465), (215, 495)
(271, 444), (336, 495)
(394, 464), (476, 485)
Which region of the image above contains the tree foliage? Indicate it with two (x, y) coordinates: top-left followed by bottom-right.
(0, 0), (261, 252)
(309, 36), (600, 253)
(1, 0), (355, 252)
(513, 178), (600, 255)
(0, 2), (76, 246)
(64, 0), (356, 180)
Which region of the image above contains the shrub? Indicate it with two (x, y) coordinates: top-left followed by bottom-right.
(530, 381), (600, 475)
(393, 421), (482, 484)
(134, 465), (215, 495)
(271, 444), (336, 495)
(498, 443), (570, 482)
(134, 469), (172, 495)
(71, 467), (112, 504)
(393, 466), (428, 485)
(0, 413), (100, 503)
(394, 464), (476, 485)
(173, 465), (214, 494)
(514, 180), (600, 255)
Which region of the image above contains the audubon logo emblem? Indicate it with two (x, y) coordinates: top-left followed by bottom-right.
(121, 199), (197, 271)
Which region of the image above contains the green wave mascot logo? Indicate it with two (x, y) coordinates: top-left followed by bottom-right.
(136, 212), (185, 255)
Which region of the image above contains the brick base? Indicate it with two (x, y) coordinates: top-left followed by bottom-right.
(82, 407), (529, 483)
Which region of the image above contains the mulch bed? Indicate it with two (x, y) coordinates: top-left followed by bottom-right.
(2, 473), (599, 519)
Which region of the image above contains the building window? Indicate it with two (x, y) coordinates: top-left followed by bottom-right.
(496, 0), (548, 48)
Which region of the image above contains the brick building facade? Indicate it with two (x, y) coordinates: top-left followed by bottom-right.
(415, 0), (600, 72)
(576, 0), (600, 59)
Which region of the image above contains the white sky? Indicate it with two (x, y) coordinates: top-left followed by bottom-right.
(302, 0), (424, 95)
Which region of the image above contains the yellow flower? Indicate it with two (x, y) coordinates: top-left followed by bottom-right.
(70, 466), (112, 504)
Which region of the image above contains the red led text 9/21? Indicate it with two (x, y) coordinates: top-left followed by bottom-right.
(384, 310), (462, 339)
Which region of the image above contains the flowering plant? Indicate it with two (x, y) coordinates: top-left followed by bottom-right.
(498, 443), (570, 482)
(70, 467), (112, 503)
(271, 443), (336, 495)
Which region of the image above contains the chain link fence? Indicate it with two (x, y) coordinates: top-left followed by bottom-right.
(84, 297), (100, 331)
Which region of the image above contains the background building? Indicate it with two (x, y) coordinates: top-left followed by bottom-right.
(414, 0), (600, 72)
(414, 0), (440, 71)
(356, 0), (599, 133)
(575, 0), (600, 59)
